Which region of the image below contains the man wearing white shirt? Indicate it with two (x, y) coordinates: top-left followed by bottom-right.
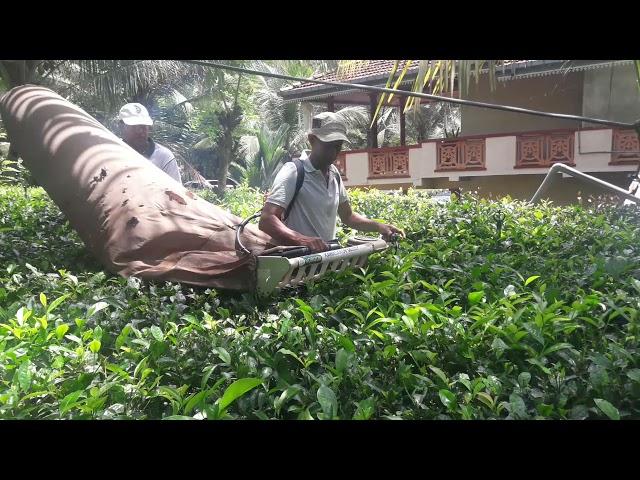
(118, 102), (182, 184)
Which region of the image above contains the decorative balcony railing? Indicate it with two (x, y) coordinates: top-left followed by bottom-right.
(436, 138), (486, 171)
(367, 147), (410, 178)
(611, 129), (640, 165)
(334, 152), (347, 178)
(516, 132), (574, 168)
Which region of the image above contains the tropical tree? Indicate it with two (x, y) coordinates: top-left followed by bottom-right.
(0, 60), (47, 88)
(404, 102), (459, 143)
(250, 60), (343, 155)
(188, 62), (262, 194)
(0, 60), (203, 111)
(335, 60), (505, 124)
(232, 124), (290, 190)
(337, 60), (640, 128)
(332, 105), (396, 148)
(0, 60), (205, 174)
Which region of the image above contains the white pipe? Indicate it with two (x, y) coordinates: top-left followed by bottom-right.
(530, 163), (640, 205)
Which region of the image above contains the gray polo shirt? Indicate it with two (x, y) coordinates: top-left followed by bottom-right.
(142, 138), (182, 185)
(266, 151), (348, 241)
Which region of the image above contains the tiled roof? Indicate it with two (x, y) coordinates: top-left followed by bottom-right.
(286, 60), (420, 91)
(278, 60), (633, 103)
(281, 60), (528, 94)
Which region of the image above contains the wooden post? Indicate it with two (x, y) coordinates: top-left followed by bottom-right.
(369, 93), (378, 149)
(327, 97), (335, 112)
(399, 96), (406, 146)
(301, 102), (313, 132)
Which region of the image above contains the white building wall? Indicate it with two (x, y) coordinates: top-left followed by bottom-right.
(341, 129), (636, 188)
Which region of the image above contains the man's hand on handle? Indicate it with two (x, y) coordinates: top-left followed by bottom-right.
(378, 223), (405, 242)
(294, 234), (329, 253)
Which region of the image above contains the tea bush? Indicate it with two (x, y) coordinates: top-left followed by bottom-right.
(1, 185), (639, 419)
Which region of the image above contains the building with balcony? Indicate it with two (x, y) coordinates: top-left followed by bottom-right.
(280, 60), (640, 203)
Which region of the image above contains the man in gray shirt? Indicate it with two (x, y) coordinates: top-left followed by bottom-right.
(118, 103), (182, 184)
(260, 112), (402, 253)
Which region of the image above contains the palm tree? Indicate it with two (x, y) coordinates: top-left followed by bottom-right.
(250, 60), (344, 155)
(406, 102), (460, 143)
(233, 124), (290, 190)
(0, 60), (204, 111)
(194, 64), (250, 195)
(340, 60), (640, 125)
(0, 60), (204, 163)
(59, 61), (203, 112)
(250, 61), (312, 155)
(0, 60), (46, 88)
(334, 61), (511, 124)
(334, 105), (397, 148)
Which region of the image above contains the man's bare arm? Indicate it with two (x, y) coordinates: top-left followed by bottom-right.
(259, 202), (328, 252)
(337, 202), (404, 240)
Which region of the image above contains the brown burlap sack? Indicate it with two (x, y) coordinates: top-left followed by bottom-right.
(0, 85), (273, 291)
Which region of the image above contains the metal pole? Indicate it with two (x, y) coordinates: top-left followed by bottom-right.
(530, 163), (640, 205)
(183, 60), (638, 130)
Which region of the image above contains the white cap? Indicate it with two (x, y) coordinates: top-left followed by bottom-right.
(118, 103), (153, 126)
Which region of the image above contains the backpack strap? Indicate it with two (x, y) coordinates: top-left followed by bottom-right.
(282, 158), (305, 221)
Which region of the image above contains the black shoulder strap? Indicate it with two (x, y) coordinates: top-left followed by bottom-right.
(283, 158), (305, 221)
